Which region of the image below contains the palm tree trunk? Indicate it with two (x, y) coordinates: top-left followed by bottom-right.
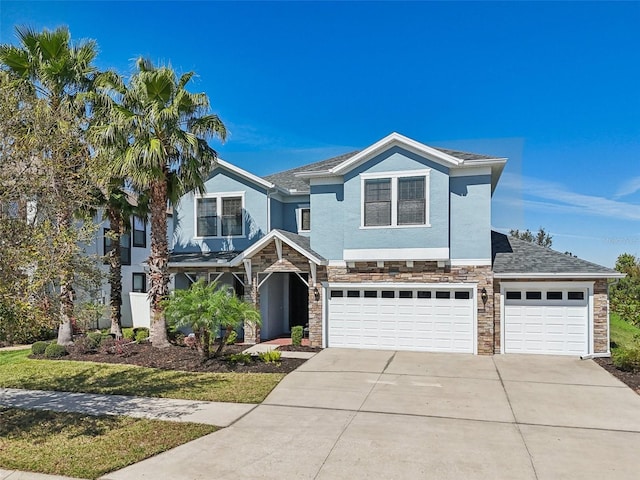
(107, 208), (124, 339)
(56, 210), (74, 345)
(148, 179), (170, 348)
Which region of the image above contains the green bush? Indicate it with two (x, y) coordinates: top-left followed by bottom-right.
(86, 331), (103, 349)
(226, 330), (238, 345)
(44, 343), (68, 358)
(612, 347), (640, 372)
(122, 328), (135, 340)
(228, 352), (252, 365)
(291, 326), (303, 347)
(31, 341), (50, 355)
(258, 350), (281, 363)
(134, 328), (149, 343)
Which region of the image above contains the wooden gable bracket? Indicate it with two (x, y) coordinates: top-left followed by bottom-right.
(309, 261), (317, 287)
(231, 272), (246, 287)
(209, 272), (224, 284)
(275, 237), (283, 262)
(243, 259), (252, 286)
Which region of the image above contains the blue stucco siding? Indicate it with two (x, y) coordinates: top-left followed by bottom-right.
(310, 183), (344, 259)
(281, 197), (311, 235)
(270, 197), (284, 230)
(449, 175), (492, 260)
(172, 168), (269, 253)
(341, 146), (450, 251)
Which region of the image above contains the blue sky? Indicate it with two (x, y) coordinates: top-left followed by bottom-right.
(2, 1), (639, 267)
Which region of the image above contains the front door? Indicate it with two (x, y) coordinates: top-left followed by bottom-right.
(288, 273), (309, 330)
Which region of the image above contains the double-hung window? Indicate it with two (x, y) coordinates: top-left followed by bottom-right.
(132, 216), (146, 247)
(362, 171), (429, 227)
(104, 229), (131, 265)
(196, 194), (244, 237)
(297, 206), (311, 232)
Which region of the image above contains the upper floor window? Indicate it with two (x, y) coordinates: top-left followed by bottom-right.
(362, 170), (429, 228)
(104, 228), (131, 265)
(132, 216), (146, 248)
(196, 193), (244, 238)
(297, 206), (311, 232)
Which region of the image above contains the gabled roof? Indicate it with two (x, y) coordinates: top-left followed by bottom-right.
(492, 231), (623, 278)
(168, 250), (241, 268)
(262, 133), (506, 193)
(230, 229), (326, 266)
(208, 158), (282, 192)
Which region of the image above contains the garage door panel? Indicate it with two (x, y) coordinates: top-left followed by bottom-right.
(328, 286), (474, 353)
(504, 288), (588, 356)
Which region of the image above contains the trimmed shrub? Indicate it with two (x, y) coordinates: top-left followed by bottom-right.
(134, 328), (149, 343)
(122, 328), (135, 340)
(86, 331), (103, 349)
(226, 330), (238, 345)
(613, 347), (640, 372)
(228, 352), (252, 365)
(44, 343), (68, 358)
(259, 350), (281, 363)
(291, 326), (303, 347)
(31, 341), (50, 355)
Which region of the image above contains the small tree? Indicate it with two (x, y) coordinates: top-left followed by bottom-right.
(163, 280), (260, 359)
(611, 253), (640, 326)
(510, 227), (552, 247)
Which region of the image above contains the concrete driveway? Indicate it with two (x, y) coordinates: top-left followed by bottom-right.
(103, 349), (640, 480)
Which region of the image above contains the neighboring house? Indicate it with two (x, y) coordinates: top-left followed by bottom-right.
(169, 132), (623, 356)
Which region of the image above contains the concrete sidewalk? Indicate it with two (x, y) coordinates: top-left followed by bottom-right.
(0, 388), (256, 427)
(0, 469), (82, 480)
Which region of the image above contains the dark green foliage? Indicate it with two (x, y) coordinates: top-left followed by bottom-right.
(509, 227), (552, 247)
(610, 253), (640, 327)
(31, 341), (50, 355)
(291, 326), (303, 347)
(228, 352), (252, 365)
(612, 347), (640, 372)
(86, 332), (103, 349)
(134, 328), (149, 343)
(44, 343), (68, 358)
(225, 330), (238, 345)
(122, 328), (134, 340)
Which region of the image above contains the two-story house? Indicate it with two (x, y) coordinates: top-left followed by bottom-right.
(169, 133), (622, 356)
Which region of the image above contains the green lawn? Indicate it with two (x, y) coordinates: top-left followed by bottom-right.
(610, 312), (640, 351)
(0, 349), (283, 403)
(0, 407), (216, 479)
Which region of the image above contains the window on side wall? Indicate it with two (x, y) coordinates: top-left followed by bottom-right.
(132, 216), (146, 247)
(104, 228), (131, 265)
(132, 273), (147, 293)
(299, 206), (311, 232)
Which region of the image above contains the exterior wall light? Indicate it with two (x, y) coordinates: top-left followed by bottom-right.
(481, 287), (488, 305)
(314, 287), (320, 301)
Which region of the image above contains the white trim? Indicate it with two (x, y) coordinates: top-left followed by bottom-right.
(275, 237), (283, 262)
(343, 247), (449, 261)
(209, 272), (224, 284)
(243, 259), (252, 286)
(257, 272), (274, 289)
(295, 271), (309, 288)
(321, 282), (329, 348)
(450, 258), (492, 266)
(449, 166), (492, 177)
(216, 158), (277, 190)
(193, 191), (246, 239)
(231, 272), (246, 287)
(360, 169), (430, 229)
(495, 272), (624, 279)
(328, 260), (347, 267)
(309, 261), (317, 287)
(328, 282), (474, 289)
(230, 229), (326, 266)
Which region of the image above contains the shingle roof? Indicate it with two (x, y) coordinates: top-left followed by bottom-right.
(262, 147), (499, 192)
(272, 229), (326, 261)
(491, 231), (620, 276)
(169, 251), (241, 265)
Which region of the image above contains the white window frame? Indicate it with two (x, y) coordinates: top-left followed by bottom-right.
(360, 169), (430, 229)
(297, 204), (311, 233)
(194, 191), (246, 239)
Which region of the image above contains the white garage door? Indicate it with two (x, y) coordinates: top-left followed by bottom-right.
(328, 286), (475, 353)
(504, 287), (588, 355)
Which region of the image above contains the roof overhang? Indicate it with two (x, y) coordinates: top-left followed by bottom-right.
(494, 272), (625, 279)
(213, 158), (288, 194)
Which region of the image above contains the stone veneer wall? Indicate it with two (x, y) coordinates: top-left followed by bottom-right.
(326, 262), (495, 354)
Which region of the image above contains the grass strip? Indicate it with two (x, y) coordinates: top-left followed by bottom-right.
(610, 313), (640, 351)
(0, 349), (283, 403)
(0, 407), (216, 479)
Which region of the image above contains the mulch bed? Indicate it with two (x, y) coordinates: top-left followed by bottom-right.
(278, 344), (322, 352)
(58, 343), (307, 374)
(594, 357), (640, 394)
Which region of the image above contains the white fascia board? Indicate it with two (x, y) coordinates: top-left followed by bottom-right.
(168, 261), (231, 269)
(230, 230), (326, 267)
(343, 247), (449, 261)
(328, 282), (476, 289)
(494, 272), (625, 279)
(450, 258), (492, 266)
(331, 132), (463, 175)
(215, 158), (276, 190)
(499, 280), (594, 289)
(449, 167), (492, 177)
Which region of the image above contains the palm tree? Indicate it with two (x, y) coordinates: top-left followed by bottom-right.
(92, 59), (226, 347)
(0, 26), (97, 345)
